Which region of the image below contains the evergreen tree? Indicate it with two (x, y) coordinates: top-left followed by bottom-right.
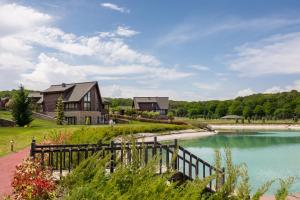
(56, 96), (64, 125)
(11, 85), (33, 126)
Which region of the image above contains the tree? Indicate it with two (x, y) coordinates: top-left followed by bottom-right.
(55, 96), (64, 125)
(11, 85), (33, 126)
(167, 111), (174, 122)
(254, 105), (264, 118)
(229, 101), (243, 116)
(243, 106), (252, 118)
(176, 107), (188, 117)
(215, 102), (228, 117)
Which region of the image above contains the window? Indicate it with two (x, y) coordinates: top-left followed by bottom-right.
(64, 103), (78, 111)
(65, 117), (76, 125)
(84, 91), (91, 111)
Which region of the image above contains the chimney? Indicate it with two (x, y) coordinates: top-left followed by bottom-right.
(62, 83), (66, 87)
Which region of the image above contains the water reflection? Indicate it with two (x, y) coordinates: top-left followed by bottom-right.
(179, 132), (300, 149)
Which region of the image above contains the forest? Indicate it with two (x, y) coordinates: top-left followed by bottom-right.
(105, 90), (300, 120)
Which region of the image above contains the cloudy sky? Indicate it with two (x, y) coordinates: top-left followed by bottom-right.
(1, 0), (300, 100)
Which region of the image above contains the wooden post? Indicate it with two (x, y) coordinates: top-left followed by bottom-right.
(174, 139), (178, 170)
(153, 137), (157, 156)
(30, 139), (36, 158)
(110, 141), (114, 173)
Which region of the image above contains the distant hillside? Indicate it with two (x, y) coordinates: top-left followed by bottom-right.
(169, 90), (300, 119)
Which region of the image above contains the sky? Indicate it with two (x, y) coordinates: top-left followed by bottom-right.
(1, 0), (300, 100)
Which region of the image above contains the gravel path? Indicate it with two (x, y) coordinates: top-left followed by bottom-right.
(0, 148), (29, 198)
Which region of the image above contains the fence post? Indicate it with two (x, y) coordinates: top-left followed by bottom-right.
(173, 139), (178, 170)
(30, 139), (36, 158)
(110, 141), (115, 173)
(153, 137), (157, 156)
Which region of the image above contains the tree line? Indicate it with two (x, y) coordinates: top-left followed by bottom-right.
(105, 90), (300, 120)
(169, 90), (300, 120)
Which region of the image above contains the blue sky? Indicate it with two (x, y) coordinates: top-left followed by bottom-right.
(1, 0), (300, 100)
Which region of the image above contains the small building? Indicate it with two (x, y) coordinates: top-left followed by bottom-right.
(41, 81), (108, 125)
(132, 97), (169, 115)
(28, 92), (43, 112)
(0, 97), (9, 109)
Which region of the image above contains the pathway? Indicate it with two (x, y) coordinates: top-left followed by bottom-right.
(0, 148), (29, 198)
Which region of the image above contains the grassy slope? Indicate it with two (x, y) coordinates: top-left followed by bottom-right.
(0, 111), (189, 157)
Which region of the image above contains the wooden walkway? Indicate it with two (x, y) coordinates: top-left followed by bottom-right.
(31, 137), (225, 192)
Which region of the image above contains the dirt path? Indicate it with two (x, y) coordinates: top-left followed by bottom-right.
(0, 148), (29, 198)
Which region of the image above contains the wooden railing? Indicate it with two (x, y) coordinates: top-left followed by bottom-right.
(30, 137), (225, 192)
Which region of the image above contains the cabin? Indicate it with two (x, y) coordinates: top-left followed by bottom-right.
(132, 97), (169, 115)
(40, 81), (109, 125)
(28, 92), (43, 112)
(0, 97), (9, 109)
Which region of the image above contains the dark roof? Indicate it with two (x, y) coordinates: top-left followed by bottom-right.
(133, 97), (169, 110)
(42, 81), (98, 102)
(1, 97), (9, 101)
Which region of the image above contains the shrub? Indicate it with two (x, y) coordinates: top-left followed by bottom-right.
(11, 85), (33, 126)
(11, 158), (56, 200)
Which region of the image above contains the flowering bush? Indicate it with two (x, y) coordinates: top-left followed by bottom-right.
(11, 158), (56, 200)
(42, 130), (72, 145)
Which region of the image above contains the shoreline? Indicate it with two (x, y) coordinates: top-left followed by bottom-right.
(135, 129), (216, 142)
(209, 124), (300, 131)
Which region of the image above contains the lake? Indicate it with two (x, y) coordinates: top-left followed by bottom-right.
(179, 131), (300, 194)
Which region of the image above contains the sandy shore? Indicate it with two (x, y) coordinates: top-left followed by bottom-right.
(210, 124), (300, 131)
(261, 193), (300, 200)
(135, 129), (216, 142)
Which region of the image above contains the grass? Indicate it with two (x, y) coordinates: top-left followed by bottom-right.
(0, 111), (189, 157)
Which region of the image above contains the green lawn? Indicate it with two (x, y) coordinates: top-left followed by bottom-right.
(0, 111), (189, 157)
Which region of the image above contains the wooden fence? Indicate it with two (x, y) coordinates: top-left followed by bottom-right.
(30, 137), (225, 192)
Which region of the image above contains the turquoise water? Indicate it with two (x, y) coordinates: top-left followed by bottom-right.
(179, 131), (300, 194)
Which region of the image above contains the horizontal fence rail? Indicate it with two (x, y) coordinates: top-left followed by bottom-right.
(30, 137), (225, 192)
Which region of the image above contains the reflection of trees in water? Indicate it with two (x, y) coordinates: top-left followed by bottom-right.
(180, 134), (300, 149)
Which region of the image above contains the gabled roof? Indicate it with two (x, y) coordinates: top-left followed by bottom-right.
(133, 97), (169, 110)
(42, 84), (75, 93)
(42, 81), (98, 102)
(67, 82), (97, 102)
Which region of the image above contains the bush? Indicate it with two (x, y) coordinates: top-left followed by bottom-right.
(11, 158), (56, 200)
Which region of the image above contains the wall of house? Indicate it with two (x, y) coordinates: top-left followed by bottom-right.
(45, 111), (107, 124)
(43, 92), (63, 112)
(78, 85), (102, 111)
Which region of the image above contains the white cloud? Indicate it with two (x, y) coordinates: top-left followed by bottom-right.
(101, 84), (199, 100)
(0, 3), (51, 36)
(116, 26), (139, 37)
(228, 32), (300, 76)
(193, 82), (220, 90)
(100, 3), (129, 13)
(189, 65), (210, 71)
(157, 16), (300, 46)
(265, 80), (300, 93)
(21, 54), (191, 90)
(236, 88), (255, 97)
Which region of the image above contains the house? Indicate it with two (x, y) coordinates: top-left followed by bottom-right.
(40, 81), (109, 125)
(0, 97), (9, 109)
(132, 97), (169, 115)
(28, 92), (43, 112)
